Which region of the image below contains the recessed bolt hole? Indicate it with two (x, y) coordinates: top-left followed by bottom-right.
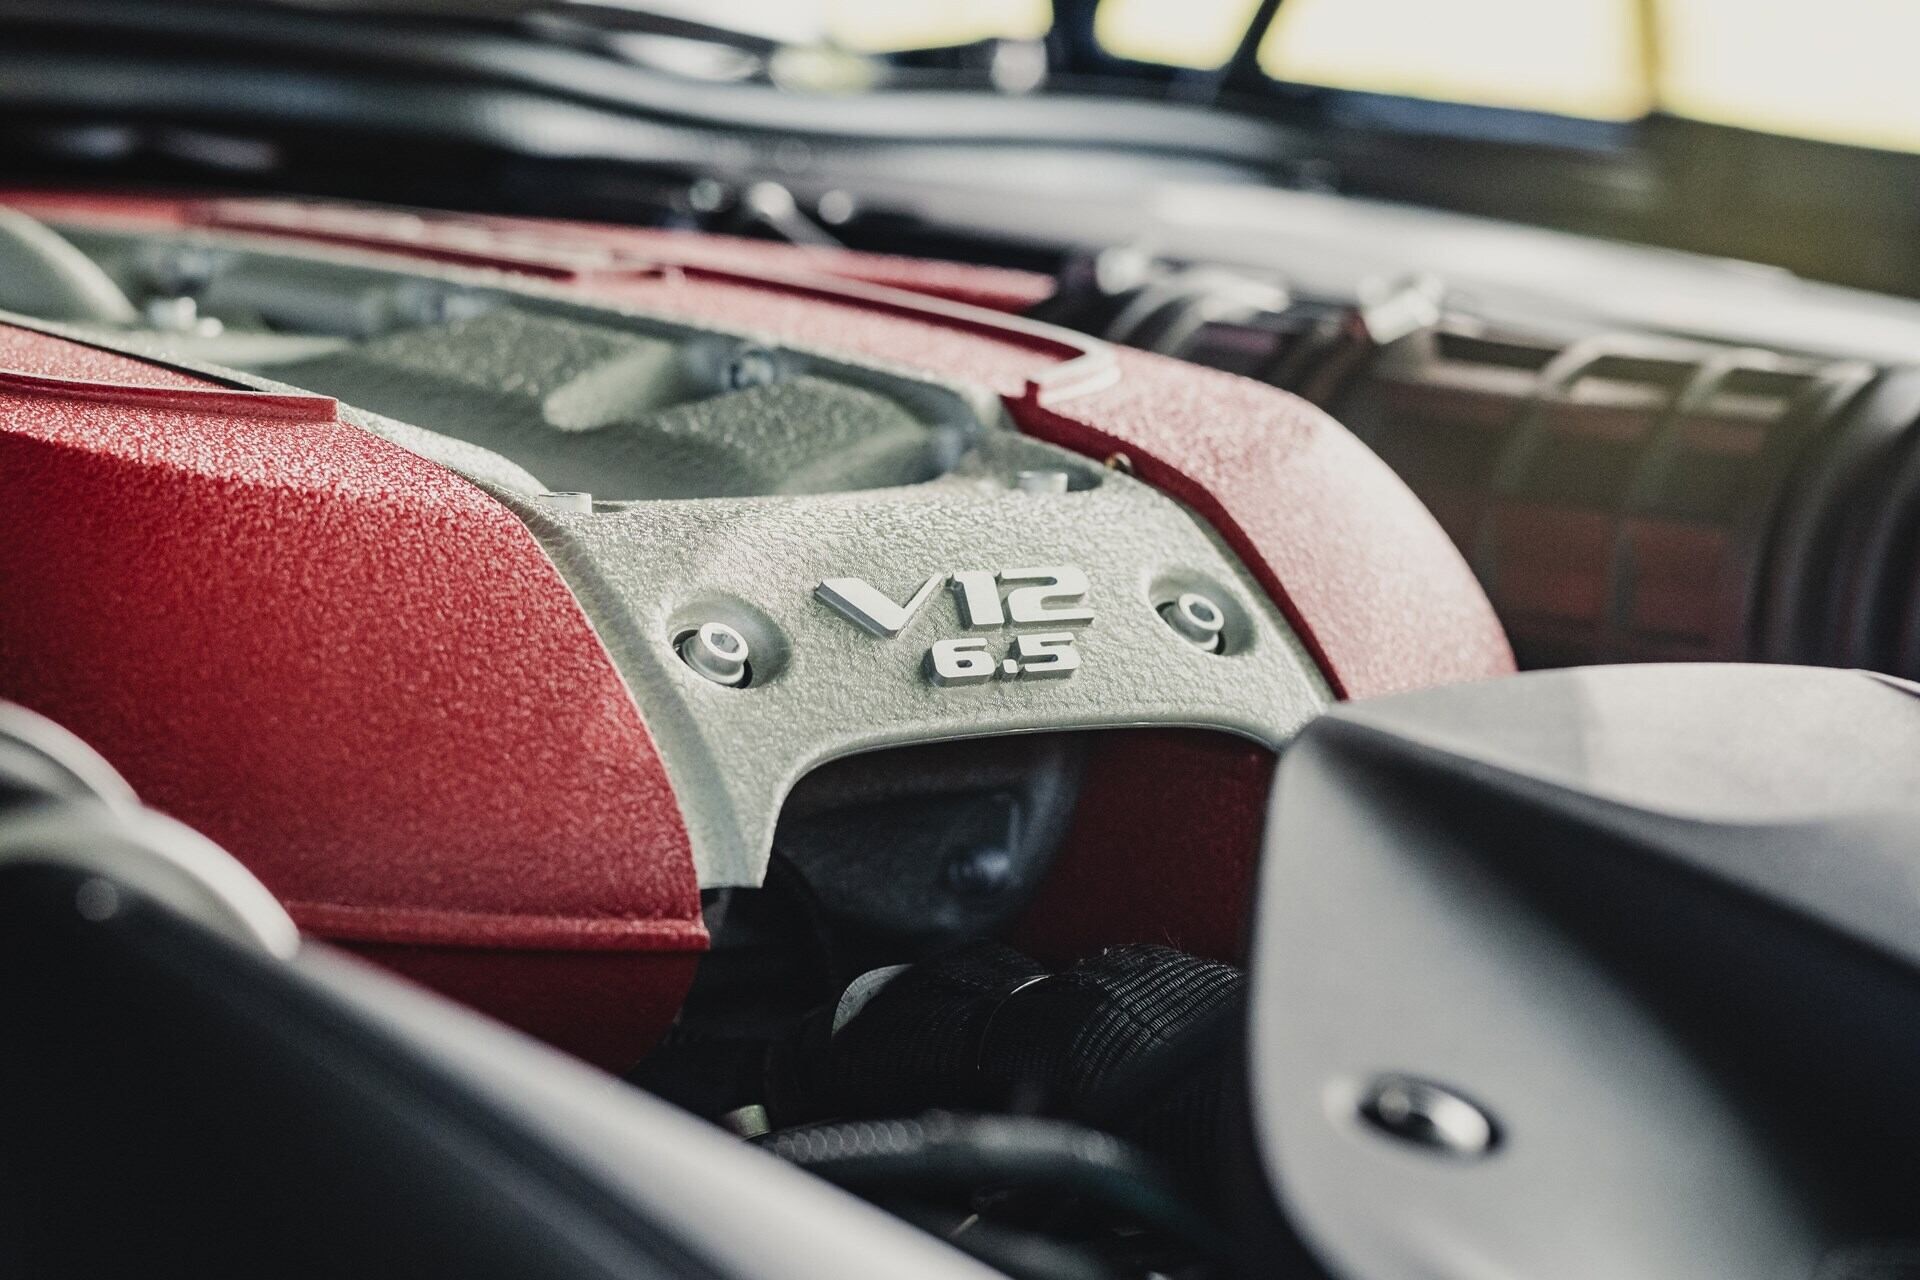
(1356, 1075), (1499, 1158)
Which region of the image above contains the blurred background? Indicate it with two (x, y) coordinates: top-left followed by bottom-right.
(11, 0), (1920, 297)
(513, 0), (1920, 297)
(761, 0), (1920, 154)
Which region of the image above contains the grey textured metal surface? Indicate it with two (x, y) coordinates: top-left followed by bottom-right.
(1250, 664), (1920, 1280)
(62, 222), (990, 503)
(18, 224), (1334, 886)
(504, 436), (1328, 885)
(263, 309), (973, 500)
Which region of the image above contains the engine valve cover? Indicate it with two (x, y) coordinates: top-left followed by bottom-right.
(0, 193), (1512, 1064)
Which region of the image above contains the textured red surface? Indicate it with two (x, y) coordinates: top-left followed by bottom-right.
(0, 190), (1055, 313)
(1013, 356), (1515, 700)
(0, 323), (703, 1064)
(351, 944), (701, 1072)
(1015, 730), (1277, 967)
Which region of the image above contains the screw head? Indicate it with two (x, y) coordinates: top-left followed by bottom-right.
(817, 190), (858, 225)
(1357, 1075), (1498, 1158)
(687, 177), (729, 214)
(74, 878), (121, 922)
(679, 622), (751, 687)
(143, 295), (221, 335)
(145, 244), (223, 296)
(536, 491), (593, 514)
(1160, 592), (1227, 652)
(718, 1104), (773, 1140)
(1015, 469), (1070, 495)
(723, 344), (781, 392)
(393, 280), (490, 327)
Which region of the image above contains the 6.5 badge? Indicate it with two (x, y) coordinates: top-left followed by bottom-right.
(814, 566), (1091, 686)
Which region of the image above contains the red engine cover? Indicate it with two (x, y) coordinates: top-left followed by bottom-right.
(0, 192), (1512, 1063)
(0, 325), (703, 1067)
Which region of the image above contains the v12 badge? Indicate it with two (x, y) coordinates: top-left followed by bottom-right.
(814, 566), (1092, 687)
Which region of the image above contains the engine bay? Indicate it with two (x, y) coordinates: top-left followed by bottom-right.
(9, 20), (1920, 1269)
(0, 192), (1499, 1276)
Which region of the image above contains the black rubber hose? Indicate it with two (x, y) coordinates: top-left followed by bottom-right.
(788, 941), (1243, 1119)
(756, 1110), (1227, 1257)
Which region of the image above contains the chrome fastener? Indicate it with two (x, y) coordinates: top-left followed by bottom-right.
(1160, 591), (1227, 653)
(679, 621), (752, 687)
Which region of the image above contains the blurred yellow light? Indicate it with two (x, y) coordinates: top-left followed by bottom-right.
(1092, 0), (1265, 70)
(907, 0), (1920, 155)
(1657, 0), (1920, 153)
(824, 0), (1051, 53)
(1258, 0), (1652, 120)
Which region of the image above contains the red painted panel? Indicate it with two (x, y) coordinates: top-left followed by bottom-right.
(1014, 729), (1276, 967)
(1009, 355), (1514, 699)
(351, 945), (702, 1073)
(0, 190), (1054, 312)
(0, 323), (703, 1065)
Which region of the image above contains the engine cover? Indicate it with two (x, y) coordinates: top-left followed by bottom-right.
(0, 193), (1511, 1064)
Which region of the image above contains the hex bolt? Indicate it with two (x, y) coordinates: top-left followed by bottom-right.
(723, 344), (781, 392)
(536, 491), (593, 514)
(687, 177), (729, 214)
(147, 244), (223, 296)
(718, 1104), (773, 1140)
(678, 622), (751, 688)
(1356, 1075), (1498, 1158)
(816, 189), (858, 226)
(143, 295), (221, 336)
(1015, 469), (1070, 495)
(1160, 591), (1228, 653)
(74, 878), (121, 923)
(392, 281), (491, 328)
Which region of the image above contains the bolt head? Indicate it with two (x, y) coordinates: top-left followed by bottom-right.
(723, 345), (781, 392)
(817, 190), (858, 225)
(536, 491), (593, 514)
(1015, 469), (1070, 495)
(679, 622), (751, 687)
(1160, 592), (1228, 652)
